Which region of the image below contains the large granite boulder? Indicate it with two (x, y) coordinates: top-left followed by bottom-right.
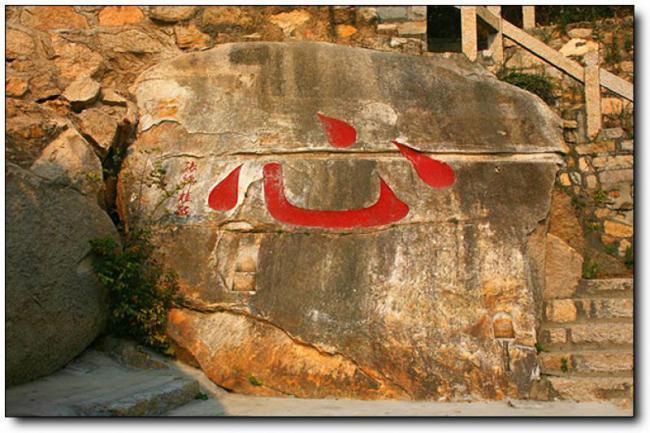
(6, 164), (118, 385)
(119, 42), (564, 400)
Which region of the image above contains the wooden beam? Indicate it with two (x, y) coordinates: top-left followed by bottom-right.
(584, 50), (602, 139)
(522, 6), (536, 29)
(485, 6), (503, 64)
(460, 6), (478, 62)
(477, 6), (501, 31)
(459, 6), (634, 102)
(600, 69), (634, 102)
(501, 19), (584, 82)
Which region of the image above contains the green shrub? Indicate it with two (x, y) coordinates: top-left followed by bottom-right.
(582, 258), (599, 279)
(604, 244), (618, 256)
(90, 149), (194, 354)
(624, 246), (634, 270)
(497, 70), (556, 105)
(90, 229), (179, 354)
(560, 357), (569, 373)
(248, 374), (263, 387)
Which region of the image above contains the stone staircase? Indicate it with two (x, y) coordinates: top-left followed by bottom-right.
(536, 278), (634, 408)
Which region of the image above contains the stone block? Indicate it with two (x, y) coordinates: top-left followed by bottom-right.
(569, 323), (633, 346)
(577, 298), (633, 319)
(604, 220), (633, 238)
(544, 234), (583, 299)
(559, 38), (598, 57)
(376, 6), (408, 22)
(98, 6), (144, 26)
(397, 21), (427, 37)
(599, 127), (626, 140)
(567, 28), (593, 39)
(592, 155), (633, 170)
(149, 6), (197, 23)
(377, 23), (397, 34)
(545, 300), (578, 323)
(543, 328), (567, 345)
(598, 169), (633, 186)
(547, 377), (633, 402)
(620, 140), (633, 152)
(575, 141), (615, 155)
(578, 278), (633, 295)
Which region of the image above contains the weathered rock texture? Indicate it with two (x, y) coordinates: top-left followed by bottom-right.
(6, 164), (118, 386)
(117, 42), (564, 400)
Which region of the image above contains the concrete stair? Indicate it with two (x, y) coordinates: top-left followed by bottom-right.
(536, 278), (634, 407)
(6, 345), (201, 416)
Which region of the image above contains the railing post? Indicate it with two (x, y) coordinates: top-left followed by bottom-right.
(584, 49), (602, 139)
(461, 6), (478, 61)
(522, 6), (536, 30)
(486, 6), (504, 64)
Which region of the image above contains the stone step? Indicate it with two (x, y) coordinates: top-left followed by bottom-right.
(543, 298), (633, 323)
(6, 349), (200, 416)
(576, 278), (633, 298)
(539, 350), (633, 376)
(73, 375), (200, 416)
(546, 376), (633, 402)
(540, 323), (633, 349)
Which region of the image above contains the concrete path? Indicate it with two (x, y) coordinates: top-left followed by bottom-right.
(166, 393), (630, 417)
(6, 345), (632, 417)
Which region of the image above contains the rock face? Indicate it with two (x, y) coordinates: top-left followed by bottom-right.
(119, 42), (564, 400)
(6, 164), (118, 386)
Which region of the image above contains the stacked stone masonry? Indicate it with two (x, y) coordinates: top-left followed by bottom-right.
(536, 278), (633, 409)
(488, 16), (634, 274)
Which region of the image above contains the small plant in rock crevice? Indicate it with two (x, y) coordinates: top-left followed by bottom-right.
(560, 357), (569, 373)
(624, 246), (634, 270)
(195, 392), (209, 401)
(604, 243), (618, 256)
(90, 148), (194, 355)
(582, 257), (599, 279)
(248, 374), (263, 387)
(497, 69), (556, 105)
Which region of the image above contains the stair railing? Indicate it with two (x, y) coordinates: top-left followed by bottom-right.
(457, 6), (633, 139)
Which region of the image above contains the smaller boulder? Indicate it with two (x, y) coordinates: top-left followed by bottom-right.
(31, 128), (104, 203)
(567, 28), (593, 39)
(174, 24), (211, 50)
(63, 77), (101, 112)
(76, 108), (119, 157)
(98, 6), (144, 27)
(559, 38), (598, 57)
(149, 6), (197, 23)
(6, 163), (117, 386)
(544, 234), (583, 299)
(101, 88), (129, 106)
(6, 29), (34, 60)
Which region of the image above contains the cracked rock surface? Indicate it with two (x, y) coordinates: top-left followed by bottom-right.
(119, 42), (564, 400)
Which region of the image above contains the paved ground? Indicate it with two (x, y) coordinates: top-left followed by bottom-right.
(6, 346), (633, 417)
(165, 393), (630, 417)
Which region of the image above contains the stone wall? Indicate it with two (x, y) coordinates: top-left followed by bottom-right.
(6, 5), (433, 213)
(5, 5), (432, 171)
(491, 16), (634, 276)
